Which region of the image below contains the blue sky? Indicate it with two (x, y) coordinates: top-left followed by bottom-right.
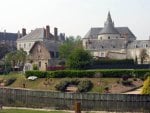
(0, 0), (150, 40)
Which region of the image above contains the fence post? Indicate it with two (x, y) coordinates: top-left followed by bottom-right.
(74, 101), (81, 113)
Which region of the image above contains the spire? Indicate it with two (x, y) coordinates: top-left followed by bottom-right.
(99, 12), (119, 34)
(107, 11), (113, 23)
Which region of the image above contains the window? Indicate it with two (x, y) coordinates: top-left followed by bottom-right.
(101, 46), (104, 49)
(108, 36), (110, 39)
(56, 52), (59, 58)
(29, 43), (31, 47)
(39, 61), (41, 67)
(116, 37), (118, 38)
(24, 43), (26, 48)
(101, 52), (105, 57)
(50, 51), (54, 58)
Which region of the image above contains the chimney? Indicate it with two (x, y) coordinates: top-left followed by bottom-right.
(22, 28), (26, 36)
(46, 25), (50, 38)
(17, 31), (21, 39)
(54, 27), (58, 38)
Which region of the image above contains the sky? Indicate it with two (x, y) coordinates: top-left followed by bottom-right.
(0, 0), (150, 40)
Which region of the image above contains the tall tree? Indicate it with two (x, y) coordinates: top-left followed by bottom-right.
(59, 35), (82, 59)
(139, 49), (149, 64)
(5, 49), (27, 69)
(67, 48), (92, 69)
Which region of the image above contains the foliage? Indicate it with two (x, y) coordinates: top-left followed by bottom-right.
(33, 64), (39, 70)
(142, 76), (150, 94)
(4, 77), (16, 86)
(139, 49), (149, 64)
(93, 58), (134, 65)
(55, 80), (69, 92)
(121, 80), (132, 86)
(59, 36), (82, 59)
(67, 48), (92, 69)
(25, 70), (47, 78)
(55, 79), (93, 92)
(78, 80), (93, 92)
(25, 69), (150, 78)
(5, 49), (27, 69)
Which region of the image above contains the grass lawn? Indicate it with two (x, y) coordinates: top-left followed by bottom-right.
(0, 109), (70, 113)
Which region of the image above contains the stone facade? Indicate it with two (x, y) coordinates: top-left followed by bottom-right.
(17, 25), (65, 70)
(83, 12), (150, 64)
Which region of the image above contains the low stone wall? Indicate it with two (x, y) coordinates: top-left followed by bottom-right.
(0, 87), (150, 102)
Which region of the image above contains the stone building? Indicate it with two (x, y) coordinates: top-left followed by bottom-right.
(0, 31), (18, 48)
(83, 12), (150, 64)
(17, 25), (65, 70)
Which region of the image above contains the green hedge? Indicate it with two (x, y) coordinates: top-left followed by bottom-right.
(25, 69), (150, 78)
(93, 59), (134, 65)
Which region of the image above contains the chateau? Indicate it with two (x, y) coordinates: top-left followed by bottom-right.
(83, 12), (150, 64)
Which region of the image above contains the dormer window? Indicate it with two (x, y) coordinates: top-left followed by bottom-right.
(108, 36), (110, 39)
(101, 46), (104, 48)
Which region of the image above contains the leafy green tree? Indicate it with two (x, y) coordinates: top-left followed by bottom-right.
(59, 36), (82, 59)
(142, 76), (150, 94)
(5, 49), (27, 70)
(67, 48), (92, 69)
(139, 49), (149, 64)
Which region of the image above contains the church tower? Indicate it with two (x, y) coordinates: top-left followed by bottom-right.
(98, 12), (120, 40)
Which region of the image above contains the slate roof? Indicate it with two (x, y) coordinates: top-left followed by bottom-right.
(85, 39), (127, 51)
(99, 12), (119, 34)
(127, 40), (150, 49)
(17, 28), (54, 42)
(0, 32), (18, 41)
(84, 27), (136, 39)
(29, 41), (59, 53)
(84, 12), (136, 40)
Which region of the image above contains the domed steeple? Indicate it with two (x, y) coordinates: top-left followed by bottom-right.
(99, 12), (119, 34)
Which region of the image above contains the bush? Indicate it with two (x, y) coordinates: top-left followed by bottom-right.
(93, 59), (134, 65)
(122, 80), (132, 86)
(33, 64), (39, 70)
(55, 79), (93, 92)
(78, 80), (93, 92)
(142, 76), (150, 94)
(55, 80), (69, 92)
(25, 69), (150, 78)
(4, 78), (16, 86)
(25, 70), (47, 78)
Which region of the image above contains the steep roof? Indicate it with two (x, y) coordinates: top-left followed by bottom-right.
(29, 41), (59, 53)
(84, 27), (136, 39)
(17, 28), (54, 41)
(99, 12), (119, 34)
(0, 32), (18, 41)
(127, 40), (150, 49)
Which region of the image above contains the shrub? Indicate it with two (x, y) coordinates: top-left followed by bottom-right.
(78, 80), (93, 92)
(142, 76), (150, 94)
(55, 79), (93, 92)
(122, 80), (132, 86)
(25, 70), (47, 78)
(33, 64), (39, 70)
(25, 69), (150, 78)
(4, 78), (16, 86)
(55, 80), (69, 92)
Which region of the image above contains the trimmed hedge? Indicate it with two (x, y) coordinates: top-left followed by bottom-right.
(25, 69), (150, 78)
(93, 59), (134, 65)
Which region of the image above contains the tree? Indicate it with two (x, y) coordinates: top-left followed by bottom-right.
(67, 48), (92, 69)
(5, 49), (27, 70)
(142, 76), (150, 94)
(59, 35), (82, 59)
(139, 49), (149, 64)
